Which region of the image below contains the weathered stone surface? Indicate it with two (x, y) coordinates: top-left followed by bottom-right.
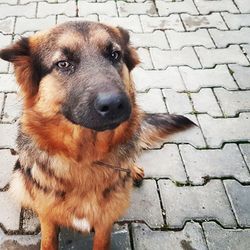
(180, 144), (250, 185)
(162, 89), (193, 115)
(2, 93), (22, 123)
(228, 64), (250, 89)
(166, 29), (215, 49)
(234, 0), (250, 13)
(137, 48), (154, 69)
(198, 113), (250, 148)
(136, 89), (167, 113)
(224, 180), (250, 227)
(22, 209), (40, 233)
(132, 222), (207, 250)
(191, 88), (222, 117)
(194, 0), (239, 14)
(0, 3), (36, 18)
(203, 222), (250, 250)
(0, 93), (4, 112)
(209, 28), (250, 48)
(158, 180), (237, 228)
(140, 14), (184, 32)
(0, 74), (18, 92)
(156, 0), (198, 16)
(57, 14), (98, 23)
(15, 16), (56, 34)
(123, 180), (164, 228)
(179, 65), (237, 91)
(239, 144), (250, 170)
(137, 144), (187, 183)
(60, 224), (131, 250)
(0, 123), (18, 148)
(130, 31), (169, 49)
(0, 228), (40, 250)
(242, 44), (250, 61)
(133, 67), (186, 92)
(181, 13), (227, 31)
(0, 17), (15, 34)
(195, 45), (249, 68)
(0, 149), (18, 189)
(221, 12), (250, 29)
(117, 1), (157, 17)
(99, 15), (142, 32)
(0, 190), (21, 231)
(150, 47), (201, 69)
(214, 88), (250, 116)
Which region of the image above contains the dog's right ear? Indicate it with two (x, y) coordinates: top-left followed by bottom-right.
(0, 37), (30, 63)
(0, 38), (40, 98)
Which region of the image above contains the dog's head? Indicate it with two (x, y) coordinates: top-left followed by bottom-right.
(0, 21), (139, 131)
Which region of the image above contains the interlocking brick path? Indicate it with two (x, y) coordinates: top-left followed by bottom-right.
(0, 0), (250, 249)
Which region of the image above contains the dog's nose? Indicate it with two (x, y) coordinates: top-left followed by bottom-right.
(94, 91), (131, 119)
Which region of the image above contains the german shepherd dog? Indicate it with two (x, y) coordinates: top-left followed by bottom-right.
(0, 21), (194, 250)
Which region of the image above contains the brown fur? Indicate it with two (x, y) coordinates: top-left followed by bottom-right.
(0, 21), (194, 250)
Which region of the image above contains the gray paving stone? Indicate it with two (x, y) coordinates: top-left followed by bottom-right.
(130, 31), (169, 49)
(0, 149), (18, 189)
(59, 224), (131, 250)
(22, 209), (40, 233)
(133, 67), (186, 92)
(221, 12), (250, 29)
(0, 190), (21, 231)
(194, 0), (239, 14)
(137, 144), (187, 182)
(57, 14), (98, 24)
(123, 180), (164, 228)
(234, 0), (250, 13)
(209, 28), (250, 48)
(0, 0), (17, 4)
(150, 47), (201, 69)
(203, 222), (250, 250)
(0, 3), (36, 18)
(158, 180), (237, 228)
(0, 74), (18, 92)
(15, 16), (56, 34)
(181, 13), (227, 31)
(166, 29), (215, 50)
(137, 48), (154, 69)
(224, 180), (250, 227)
(99, 15), (142, 32)
(239, 144), (250, 170)
(195, 45), (249, 68)
(0, 17), (15, 34)
(0, 61), (9, 73)
(156, 0), (198, 16)
(191, 88), (222, 117)
(136, 89), (167, 113)
(162, 89), (193, 115)
(180, 144), (250, 185)
(0, 123), (18, 148)
(132, 222), (207, 250)
(0, 34), (12, 50)
(0, 93), (4, 111)
(117, 1), (157, 17)
(140, 15), (185, 32)
(198, 113), (250, 148)
(78, 1), (117, 17)
(2, 93), (22, 123)
(37, 1), (75, 18)
(166, 115), (207, 148)
(228, 64), (250, 89)
(242, 44), (250, 61)
(214, 88), (250, 116)
(179, 65), (237, 91)
(0, 228), (40, 250)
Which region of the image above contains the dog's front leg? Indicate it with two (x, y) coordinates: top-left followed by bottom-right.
(93, 224), (112, 250)
(40, 217), (59, 250)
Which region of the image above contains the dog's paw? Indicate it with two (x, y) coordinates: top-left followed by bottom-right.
(131, 165), (144, 187)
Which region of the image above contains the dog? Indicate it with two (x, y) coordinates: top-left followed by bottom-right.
(0, 21), (194, 250)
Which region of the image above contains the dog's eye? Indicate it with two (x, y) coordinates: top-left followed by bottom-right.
(56, 61), (71, 69)
(110, 51), (121, 62)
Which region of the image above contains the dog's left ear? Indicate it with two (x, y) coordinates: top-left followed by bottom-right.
(0, 37), (40, 97)
(118, 27), (140, 71)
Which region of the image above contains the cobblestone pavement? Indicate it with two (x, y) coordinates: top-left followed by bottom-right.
(0, 0), (250, 249)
